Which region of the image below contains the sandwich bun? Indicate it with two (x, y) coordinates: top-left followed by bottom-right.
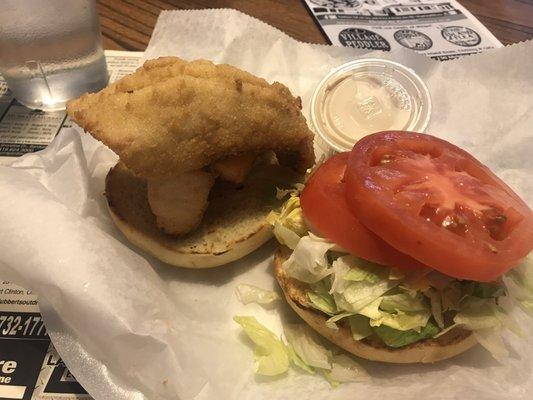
(105, 159), (297, 268)
(274, 247), (478, 363)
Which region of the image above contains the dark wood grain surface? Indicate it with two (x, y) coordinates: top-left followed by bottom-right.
(96, 0), (533, 51)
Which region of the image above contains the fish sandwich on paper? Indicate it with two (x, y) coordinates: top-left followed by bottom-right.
(67, 57), (314, 268)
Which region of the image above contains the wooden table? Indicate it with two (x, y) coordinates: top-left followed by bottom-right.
(96, 0), (533, 51)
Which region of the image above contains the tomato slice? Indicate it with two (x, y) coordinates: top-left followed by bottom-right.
(301, 152), (426, 270)
(345, 131), (533, 282)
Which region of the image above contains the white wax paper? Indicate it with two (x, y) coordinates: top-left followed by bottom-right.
(1, 9), (532, 400)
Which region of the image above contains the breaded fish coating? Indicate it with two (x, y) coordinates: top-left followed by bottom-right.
(147, 170), (215, 235)
(67, 57), (315, 180)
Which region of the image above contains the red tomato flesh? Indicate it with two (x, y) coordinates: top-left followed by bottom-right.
(300, 152), (426, 270)
(345, 131), (533, 282)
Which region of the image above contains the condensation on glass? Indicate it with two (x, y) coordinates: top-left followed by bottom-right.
(0, 0), (109, 111)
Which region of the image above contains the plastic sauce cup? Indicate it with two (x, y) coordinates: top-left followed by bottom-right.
(311, 58), (431, 153)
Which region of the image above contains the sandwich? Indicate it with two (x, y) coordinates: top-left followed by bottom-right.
(271, 130), (533, 363)
(66, 57), (314, 268)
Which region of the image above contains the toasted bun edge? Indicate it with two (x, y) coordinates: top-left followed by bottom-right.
(108, 206), (273, 268)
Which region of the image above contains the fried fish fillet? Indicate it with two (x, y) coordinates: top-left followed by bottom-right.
(66, 57), (314, 180)
(211, 153), (257, 184)
(147, 170), (215, 235)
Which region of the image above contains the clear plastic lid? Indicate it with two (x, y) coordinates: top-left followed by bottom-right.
(311, 58), (431, 152)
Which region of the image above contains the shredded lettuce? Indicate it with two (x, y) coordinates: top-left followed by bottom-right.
(453, 298), (503, 330)
(331, 255), (398, 313)
(276, 196), (305, 229)
(287, 344), (315, 374)
(303, 245), (519, 354)
(467, 282), (506, 298)
(440, 281), (463, 311)
(453, 297), (522, 336)
(321, 371), (341, 388)
(380, 292), (429, 313)
(371, 309), (431, 332)
(285, 324), (370, 385)
(348, 315), (373, 340)
(282, 235), (335, 283)
(332, 279), (397, 314)
(326, 312), (354, 330)
(426, 271), (455, 291)
(283, 324), (332, 369)
(235, 284), (280, 307)
(327, 354), (370, 384)
(307, 291), (337, 315)
(278, 201), (307, 236)
(373, 321), (438, 348)
(330, 255), (352, 293)
(235, 320), (369, 384)
(399, 271), (432, 296)
(372, 291), (431, 331)
(329, 260), (431, 333)
(268, 196), (307, 250)
(433, 323), (459, 338)
(425, 288), (444, 328)
(272, 223), (301, 250)
(233, 316), (289, 376)
(357, 297), (383, 320)
(432, 295), (522, 360)
(341, 256), (384, 283)
(472, 328), (509, 362)
(505, 255), (533, 315)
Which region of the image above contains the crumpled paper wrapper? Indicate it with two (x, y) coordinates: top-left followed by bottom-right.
(0, 9), (532, 400)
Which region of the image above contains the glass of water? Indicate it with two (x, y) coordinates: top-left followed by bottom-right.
(0, 0), (108, 111)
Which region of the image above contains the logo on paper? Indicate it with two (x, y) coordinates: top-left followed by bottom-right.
(441, 26), (481, 47)
(338, 28), (391, 51)
(394, 29), (433, 51)
(310, 0), (360, 8)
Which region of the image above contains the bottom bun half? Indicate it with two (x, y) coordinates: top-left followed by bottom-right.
(105, 161), (295, 268)
(274, 247), (478, 363)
